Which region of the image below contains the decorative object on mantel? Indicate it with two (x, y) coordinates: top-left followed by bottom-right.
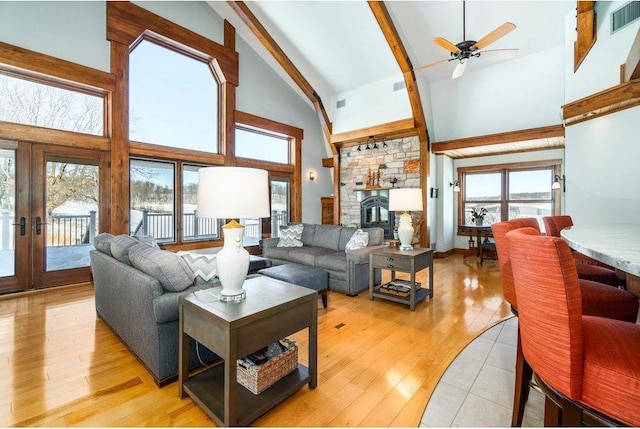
(404, 159), (420, 173)
(197, 167), (270, 302)
(389, 177), (398, 188)
(389, 188), (423, 251)
(366, 167), (381, 188)
(471, 207), (488, 226)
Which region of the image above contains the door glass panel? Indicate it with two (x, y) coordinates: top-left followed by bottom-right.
(270, 179), (289, 238)
(46, 160), (99, 271)
(182, 164), (219, 241)
(0, 149), (15, 277)
(130, 159), (175, 243)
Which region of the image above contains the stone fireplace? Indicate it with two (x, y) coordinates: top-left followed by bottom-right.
(339, 135), (421, 240)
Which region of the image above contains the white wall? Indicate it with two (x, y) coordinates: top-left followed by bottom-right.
(0, 1), (110, 72)
(236, 37), (331, 223)
(564, 1), (640, 102)
(430, 47), (565, 141)
(562, 3), (640, 225)
(329, 74), (413, 134)
(565, 106), (640, 224)
(0, 1), (330, 225)
(433, 155), (455, 253)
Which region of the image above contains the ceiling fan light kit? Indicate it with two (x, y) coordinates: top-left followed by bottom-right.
(416, 1), (518, 79)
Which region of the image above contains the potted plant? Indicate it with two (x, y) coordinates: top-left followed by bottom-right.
(471, 207), (488, 225)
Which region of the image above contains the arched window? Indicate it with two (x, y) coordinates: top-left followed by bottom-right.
(129, 39), (219, 153)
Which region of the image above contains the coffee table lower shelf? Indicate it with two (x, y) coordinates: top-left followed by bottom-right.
(183, 363), (310, 427)
(372, 284), (432, 307)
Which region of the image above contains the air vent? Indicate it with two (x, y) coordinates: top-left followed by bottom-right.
(336, 99), (346, 109)
(612, 1), (640, 33)
(393, 81), (406, 92)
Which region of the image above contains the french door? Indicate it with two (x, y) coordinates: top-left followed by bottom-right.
(0, 141), (109, 294)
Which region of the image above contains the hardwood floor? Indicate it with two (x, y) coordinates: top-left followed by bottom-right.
(0, 254), (509, 427)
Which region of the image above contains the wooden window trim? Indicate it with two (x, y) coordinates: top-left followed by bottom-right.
(235, 110), (302, 222)
(456, 159), (562, 227)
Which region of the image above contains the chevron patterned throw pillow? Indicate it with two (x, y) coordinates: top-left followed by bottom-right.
(345, 229), (369, 251)
(178, 251), (218, 285)
(277, 224), (304, 247)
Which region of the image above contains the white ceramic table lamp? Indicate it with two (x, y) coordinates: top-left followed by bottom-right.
(197, 167), (269, 302)
(389, 188), (423, 251)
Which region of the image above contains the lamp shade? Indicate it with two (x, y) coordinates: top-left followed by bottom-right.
(197, 167), (270, 218)
(389, 188), (423, 212)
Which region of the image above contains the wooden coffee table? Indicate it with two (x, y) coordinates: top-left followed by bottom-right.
(179, 276), (318, 426)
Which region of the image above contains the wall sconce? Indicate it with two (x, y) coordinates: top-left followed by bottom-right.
(552, 174), (565, 192)
(309, 170), (315, 181)
(430, 187), (439, 198)
(450, 180), (460, 192)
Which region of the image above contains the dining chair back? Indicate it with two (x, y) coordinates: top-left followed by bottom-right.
(542, 215), (573, 237)
(506, 229), (584, 399)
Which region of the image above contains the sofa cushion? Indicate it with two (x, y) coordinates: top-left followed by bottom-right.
(287, 246), (335, 266)
(129, 243), (193, 292)
(315, 251), (348, 273)
(110, 234), (140, 265)
(338, 227), (357, 251)
(178, 251), (217, 285)
(312, 225), (342, 251)
(94, 232), (115, 256)
(362, 227), (384, 246)
(277, 224), (303, 247)
(263, 246), (294, 261)
(345, 229), (369, 251)
(301, 224), (316, 246)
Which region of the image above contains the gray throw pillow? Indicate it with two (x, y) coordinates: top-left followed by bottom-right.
(277, 224), (304, 247)
(345, 229), (369, 251)
(178, 251), (217, 285)
(129, 243), (193, 292)
(110, 235), (139, 265)
(94, 232), (115, 256)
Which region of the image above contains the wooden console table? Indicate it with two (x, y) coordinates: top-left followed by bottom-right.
(179, 276), (318, 426)
(369, 247), (434, 311)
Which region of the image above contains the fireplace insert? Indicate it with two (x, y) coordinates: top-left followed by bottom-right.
(360, 194), (394, 239)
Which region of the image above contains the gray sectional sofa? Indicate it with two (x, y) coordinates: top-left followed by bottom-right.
(261, 224), (386, 296)
(90, 236), (219, 386)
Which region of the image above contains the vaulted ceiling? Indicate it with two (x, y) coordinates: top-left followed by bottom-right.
(209, 1), (575, 156)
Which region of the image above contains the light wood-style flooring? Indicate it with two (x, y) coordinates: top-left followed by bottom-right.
(0, 254), (509, 427)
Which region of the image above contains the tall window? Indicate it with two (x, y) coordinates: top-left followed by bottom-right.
(0, 72), (104, 136)
(182, 164), (219, 241)
(129, 40), (219, 153)
(130, 159), (175, 243)
(459, 162), (559, 227)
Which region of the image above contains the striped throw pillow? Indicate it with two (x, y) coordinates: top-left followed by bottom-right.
(178, 251), (218, 285)
(346, 229), (369, 251)
(277, 224), (304, 247)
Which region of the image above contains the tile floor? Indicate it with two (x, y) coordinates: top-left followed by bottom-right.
(421, 317), (545, 427)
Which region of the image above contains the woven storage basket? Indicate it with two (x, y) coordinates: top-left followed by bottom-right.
(237, 339), (298, 395)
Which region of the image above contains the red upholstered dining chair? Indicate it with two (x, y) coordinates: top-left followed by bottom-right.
(506, 229), (640, 426)
(542, 215), (621, 287)
(491, 218), (639, 427)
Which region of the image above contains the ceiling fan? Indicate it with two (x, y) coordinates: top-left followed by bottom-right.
(415, 1), (518, 79)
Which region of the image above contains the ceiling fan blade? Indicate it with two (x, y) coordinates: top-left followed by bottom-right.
(472, 22), (516, 51)
(452, 61), (467, 79)
(477, 48), (519, 60)
(414, 58), (451, 72)
(433, 37), (461, 53)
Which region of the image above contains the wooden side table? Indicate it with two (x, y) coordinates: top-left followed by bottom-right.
(369, 246), (434, 311)
(179, 276), (318, 427)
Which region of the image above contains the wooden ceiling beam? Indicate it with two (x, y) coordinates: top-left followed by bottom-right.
(331, 118), (416, 147)
(227, 1), (332, 144)
(562, 79), (640, 125)
(574, 1), (596, 72)
(368, 1), (429, 150)
(623, 28), (640, 82)
(431, 125), (565, 154)
(368, 1), (430, 247)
